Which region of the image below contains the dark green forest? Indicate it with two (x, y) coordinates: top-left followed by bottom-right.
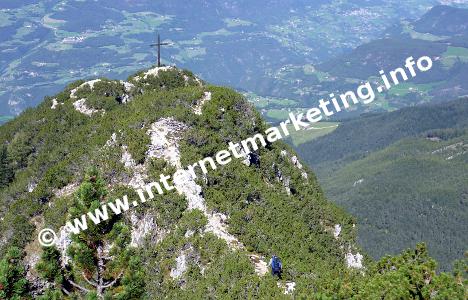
(296, 98), (468, 271)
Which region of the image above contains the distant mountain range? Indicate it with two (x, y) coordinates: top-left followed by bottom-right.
(267, 5), (468, 121)
(2, 1), (468, 117)
(413, 4), (468, 36)
(320, 5), (468, 101)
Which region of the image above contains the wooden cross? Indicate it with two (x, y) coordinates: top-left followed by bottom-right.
(150, 34), (169, 67)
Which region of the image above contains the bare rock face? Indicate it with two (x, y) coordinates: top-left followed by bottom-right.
(291, 155), (302, 169)
(193, 91), (212, 115)
(205, 212), (243, 249)
(50, 98), (61, 109)
(353, 178), (364, 186)
(134, 66), (175, 81)
(147, 117), (270, 276)
(169, 245), (202, 283)
(170, 252), (188, 279)
(70, 79), (102, 99)
(56, 225), (73, 267)
(118, 118), (190, 250)
(282, 151), (307, 179)
(170, 247), (190, 279)
(121, 145), (147, 189)
(146, 118), (188, 169)
(277, 281), (296, 295)
(121, 145), (136, 168)
(345, 252), (363, 269)
(54, 182), (79, 198)
(72, 99), (102, 116)
(119, 80), (135, 93)
(171, 158), (269, 276)
(184, 229), (195, 238)
(173, 170), (205, 211)
(28, 181), (37, 193)
(276, 151), (309, 194)
(334, 224), (342, 239)
(104, 132), (118, 148)
(130, 213), (157, 248)
(172, 169), (243, 250)
(249, 254), (269, 276)
(69, 78), (135, 114)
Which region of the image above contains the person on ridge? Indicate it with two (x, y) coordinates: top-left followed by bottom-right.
(269, 254), (282, 279)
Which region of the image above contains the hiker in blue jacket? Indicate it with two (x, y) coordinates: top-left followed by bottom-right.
(269, 254), (282, 279)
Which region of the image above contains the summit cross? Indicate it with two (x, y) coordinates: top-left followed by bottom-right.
(150, 34), (170, 67)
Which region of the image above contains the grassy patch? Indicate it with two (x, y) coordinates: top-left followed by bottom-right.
(199, 28), (234, 38)
(121, 11), (172, 32)
(41, 14), (66, 30)
(302, 66), (334, 82)
(224, 18), (253, 27)
(388, 82), (434, 97)
(401, 22), (447, 42)
(441, 46), (468, 68)
(265, 109), (290, 121)
(244, 92), (297, 109)
(287, 122), (339, 146)
(174, 47), (207, 63)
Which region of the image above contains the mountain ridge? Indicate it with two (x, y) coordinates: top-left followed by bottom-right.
(413, 5), (468, 36)
(0, 66), (361, 298)
(0, 66), (465, 298)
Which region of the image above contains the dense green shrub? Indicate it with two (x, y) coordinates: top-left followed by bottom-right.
(0, 247), (29, 299)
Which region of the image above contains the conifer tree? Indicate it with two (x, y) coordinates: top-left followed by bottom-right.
(0, 145), (12, 188)
(355, 243), (465, 299)
(37, 169), (145, 299)
(0, 247), (29, 299)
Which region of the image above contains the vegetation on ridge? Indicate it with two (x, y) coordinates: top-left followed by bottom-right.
(0, 67), (465, 298)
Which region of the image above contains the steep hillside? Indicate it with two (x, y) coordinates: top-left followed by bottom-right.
(318, 130), (467, 269)
(317, 38), (447, 80)
(296, 98), (468, 270)
(413, 5), (468, 36)
(298, 98), (468, 166)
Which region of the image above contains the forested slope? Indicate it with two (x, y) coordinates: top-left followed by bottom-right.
(296, 98), (468, 270)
